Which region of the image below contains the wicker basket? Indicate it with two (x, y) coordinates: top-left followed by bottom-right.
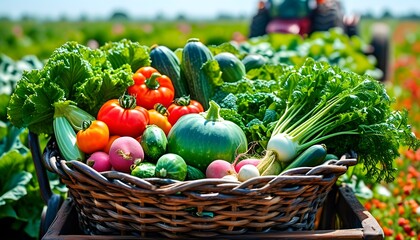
(43, 139), (357, 239)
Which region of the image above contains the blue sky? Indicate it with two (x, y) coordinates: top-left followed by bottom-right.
(1, 0), (419, 20)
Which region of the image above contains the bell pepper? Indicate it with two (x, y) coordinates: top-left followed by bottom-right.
(128, 66), (175, 110)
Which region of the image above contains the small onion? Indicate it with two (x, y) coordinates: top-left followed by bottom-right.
(237, 164), (260, 182)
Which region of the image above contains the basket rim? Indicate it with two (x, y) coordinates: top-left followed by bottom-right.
(43, 139), (357, 193)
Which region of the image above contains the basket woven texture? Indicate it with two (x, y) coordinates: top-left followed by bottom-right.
(43, 140), (357, 239)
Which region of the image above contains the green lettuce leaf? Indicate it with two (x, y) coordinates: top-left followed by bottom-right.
(101, 38), (151, 72)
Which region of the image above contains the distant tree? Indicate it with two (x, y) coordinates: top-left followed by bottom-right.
(59, 14), (69, 22)
(361, 12), (374, 19)
(216, 13), (235, 20)
(20, 14), (35, 21)
(110, 11), (130, 21)
(404, 12), (420, 20)
(79, 13), (89, 22)
(0, 16), (10, 21)
(176, 13), (187, 21)
(380, 9), (393, 19)
(155, 12), (166, 21)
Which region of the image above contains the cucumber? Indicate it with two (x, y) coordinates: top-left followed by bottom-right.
(283, 144), (327, 171)
(214, 52), (246, 83)
(140, 125), (168, 162)
(131, 162), (156, 178)
(181, 38), (215, 109)
(150, 44), (189, 98)
(186, 165), (206, 180)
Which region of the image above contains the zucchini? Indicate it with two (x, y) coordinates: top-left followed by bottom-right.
(150, 44), (188, 98)
(283, 144), (327, 171)
(54, 101), (95, 132)
(214, 52), (246, 83)
(53, 116), (85, 161)
(181, 38), (215, 109)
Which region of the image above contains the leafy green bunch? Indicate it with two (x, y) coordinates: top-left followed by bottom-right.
(7, 39), (150, 135)
(214, 58), (419, 183)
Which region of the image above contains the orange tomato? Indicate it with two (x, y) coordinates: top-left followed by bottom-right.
(76, 120), (109, 154)
(103, 135), (120, 154)
(148, 103), (172, 135)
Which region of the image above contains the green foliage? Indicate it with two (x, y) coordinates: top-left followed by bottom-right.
(215, 57), (419, 183)
(7, 40), (150, 135)
(0, 55), (65, 239)
(0, 20), (249, 60)
(239, 28), (382, 79)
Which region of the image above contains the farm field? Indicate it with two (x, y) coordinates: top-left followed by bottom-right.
(1, 18), (420, 239)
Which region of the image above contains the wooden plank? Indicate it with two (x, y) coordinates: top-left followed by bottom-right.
(42, 187), (384, 240)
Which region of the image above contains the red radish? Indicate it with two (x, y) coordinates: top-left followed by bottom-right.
(206, 159), (237, 178)
(233, 158), (261, 173)
(86, 151), (112, 172)
(109, 136), (144, 173)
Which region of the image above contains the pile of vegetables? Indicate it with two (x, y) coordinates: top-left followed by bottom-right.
(6, 35), (420, 184)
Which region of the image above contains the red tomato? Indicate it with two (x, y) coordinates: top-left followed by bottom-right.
(167, 95), (204, 125)
(97, 95), (149, 139)
(128, 66), (175, 110)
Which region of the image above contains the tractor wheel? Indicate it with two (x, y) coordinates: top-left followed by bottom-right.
(248, 9), (271, 38)
(310, 0), (344, 34)
(370, 23), (390, 82)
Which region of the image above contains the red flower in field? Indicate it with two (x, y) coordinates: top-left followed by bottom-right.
(383, 226), (394, 236)
(404, 150), (416, 161)
(398, 217), (409, 226)
(403, 224), (412, 234)
(408, 165), (420, 178)
(412, 42), (420, 53)
(403, 79), (420, 99)
(395, 232), (405, 240)
(364, 201), (372, 211)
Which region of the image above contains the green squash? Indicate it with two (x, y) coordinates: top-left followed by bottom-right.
(241, 54), (267, 72)
(167, 100), (248, 171)
(155, 153), (187, 181)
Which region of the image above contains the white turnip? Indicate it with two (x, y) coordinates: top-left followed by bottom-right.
(109, 136), (144, 173)
(237, 164), (260, 182)
(233, 158), (261, 173)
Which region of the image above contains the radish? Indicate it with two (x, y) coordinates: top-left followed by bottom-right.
(205, 159), (237, 178)
(233, 158), (261, 173)
(86, 151), (112, 172)
(109, 136), (144, 173)
(237, 164), (260, 182)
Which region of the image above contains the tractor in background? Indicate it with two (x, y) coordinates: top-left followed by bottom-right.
(248, 0), (390, 81)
